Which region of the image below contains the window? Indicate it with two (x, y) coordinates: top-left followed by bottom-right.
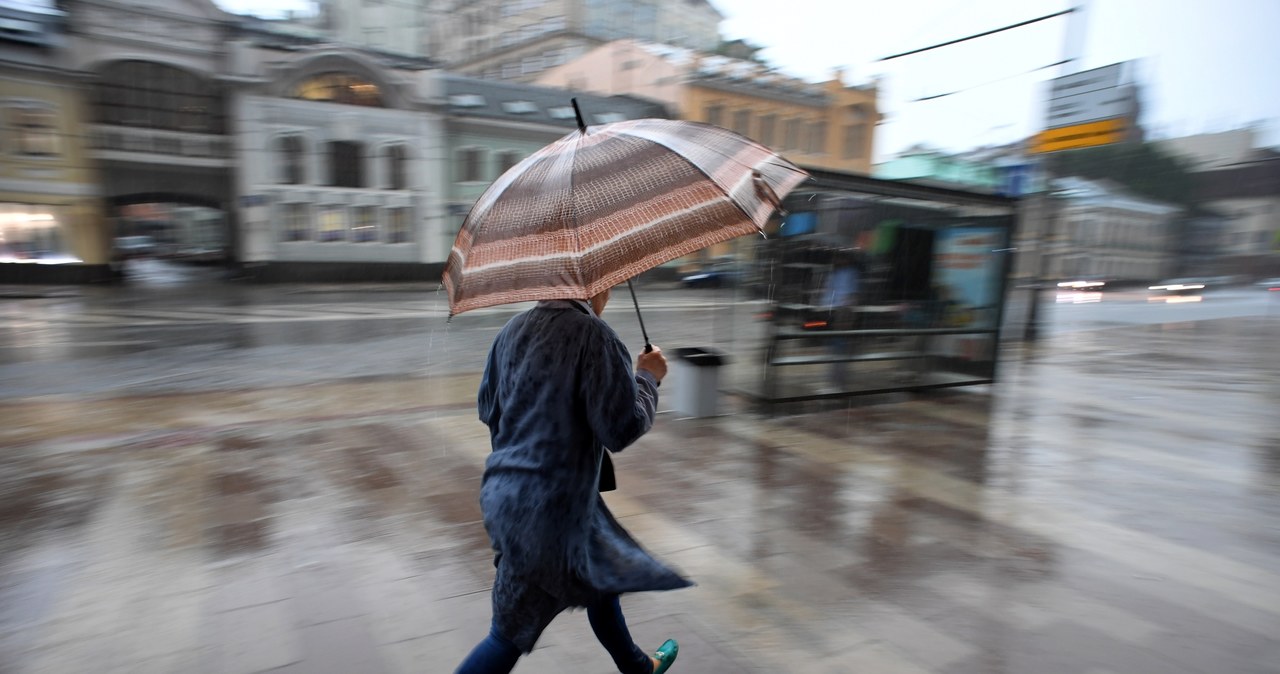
(282, 202), (310, 242)
(387, 207), (411, 243)
(94, 60), (225, 134)
(329, 141), (365, 188)
(319, 205), (347, 242)
(843, 104), (868, 159)
(502, 101), (538, 114)
(353, 206), (378, 242)
(386, 144), (408, 190)
(458, 147), (486, 182)
(450, 94), (486, 108)
(704, 103), (724, 127)
(758, 114), (777, 148)
(10, 107), (60, 156)
(521, 56), (544, 75)
(808, 121), (827, 154)
(278, 135), (305, 184)
(502, 62), (520, 79)
(784, 118), (801, 151)
(497, 150), (522, 175)
(843, 124), (865, 160)
(731, 109), (751, 137)
(292, 72), (384, 108)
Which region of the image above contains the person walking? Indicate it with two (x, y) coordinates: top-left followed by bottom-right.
(454, 287), (690, 674)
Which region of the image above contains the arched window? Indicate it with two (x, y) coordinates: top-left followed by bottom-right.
(94, 61), (224, 134)
(386, 144), (408, 190)
(278, 135), (305, 185)
(292, 73), (385, 108)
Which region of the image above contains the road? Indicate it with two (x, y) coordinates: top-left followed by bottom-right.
(1, 260), (1277, 673)
(2, 262), (1273, 400)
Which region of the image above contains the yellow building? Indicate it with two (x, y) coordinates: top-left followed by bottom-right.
(2, 62), (105, 279)
(537, 40), (879, 174)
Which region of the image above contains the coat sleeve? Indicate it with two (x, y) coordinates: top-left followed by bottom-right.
(580, 321), (658, 453)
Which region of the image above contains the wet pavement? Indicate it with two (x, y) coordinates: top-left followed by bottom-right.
(1, 274), (1279, 673)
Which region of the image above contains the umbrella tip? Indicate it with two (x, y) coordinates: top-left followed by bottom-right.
(571, 98), (587, 133)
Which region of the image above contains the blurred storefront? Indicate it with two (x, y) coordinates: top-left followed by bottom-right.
(0, 0), (107, 283)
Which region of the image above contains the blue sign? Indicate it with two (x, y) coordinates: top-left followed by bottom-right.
(780, 211), (817, 236)
(997, 164), (1032, 197)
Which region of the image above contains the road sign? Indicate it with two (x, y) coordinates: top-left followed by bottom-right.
(1045, 83), (1137, 129)
(1048, 63), (1122, 99)
(1038, 61), (1137, 153)
(1029, 118), (1127, 154)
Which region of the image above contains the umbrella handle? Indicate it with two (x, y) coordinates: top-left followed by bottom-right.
(627, 279), (653, 353)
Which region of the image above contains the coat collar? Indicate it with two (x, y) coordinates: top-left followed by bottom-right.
(537, 299), (593, 315)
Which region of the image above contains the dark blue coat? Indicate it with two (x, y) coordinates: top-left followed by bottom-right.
(477, 299), (691, 651)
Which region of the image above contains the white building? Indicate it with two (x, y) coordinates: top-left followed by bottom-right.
(229, 34), (448, 275)
(1051, 177), (1181, 283)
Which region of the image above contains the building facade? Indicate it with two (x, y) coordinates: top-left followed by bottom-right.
(537, 40), (880, 174)
(1, 0), (455, 281)
(1050, 177), (1181, 283)
(240, 0), (432, 59)
(1192, 151), (1280, 276)
(1, 0), (106, 281)
(230, 31), (447, 278)
(2, 0), (689, 282)
(427, 0), (722, 83)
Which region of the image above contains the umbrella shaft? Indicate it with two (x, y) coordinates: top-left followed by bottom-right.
(627, 279), (653, 353)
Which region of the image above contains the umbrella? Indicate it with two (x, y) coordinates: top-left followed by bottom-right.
(442, 99), (808, 348)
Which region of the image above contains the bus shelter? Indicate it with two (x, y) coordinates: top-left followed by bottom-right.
(725, 169), (1019, 406)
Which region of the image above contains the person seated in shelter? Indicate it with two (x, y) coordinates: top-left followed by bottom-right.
(821, 248), (861, 393)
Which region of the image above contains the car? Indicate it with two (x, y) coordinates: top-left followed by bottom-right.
(1148, 277), (1208, 294)
(680, 262), (741, 289)
(1057, 279), (1107, 290)
(1256, 277), (1280, 291)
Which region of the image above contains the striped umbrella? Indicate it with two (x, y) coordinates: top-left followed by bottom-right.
(442, 101), (808, 346)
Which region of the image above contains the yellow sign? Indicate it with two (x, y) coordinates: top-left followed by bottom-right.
(1030, 118), (1127, 154)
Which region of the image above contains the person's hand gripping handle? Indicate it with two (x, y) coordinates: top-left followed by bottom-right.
(636, 345), (667, 383)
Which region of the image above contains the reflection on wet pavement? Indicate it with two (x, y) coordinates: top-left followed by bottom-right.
(1, 317), (1278, 673)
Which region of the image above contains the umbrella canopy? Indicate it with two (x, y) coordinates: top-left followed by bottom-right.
(442, 116), (808, 316)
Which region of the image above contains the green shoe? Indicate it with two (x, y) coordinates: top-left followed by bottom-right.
(652, 639), (678, 674)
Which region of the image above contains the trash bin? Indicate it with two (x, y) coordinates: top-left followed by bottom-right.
(671, 347), (728, 418)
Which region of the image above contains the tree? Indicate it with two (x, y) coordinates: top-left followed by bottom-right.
(1047, 141), (1197, 206)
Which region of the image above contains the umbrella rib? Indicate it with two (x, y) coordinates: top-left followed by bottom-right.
(568, 130), (585, 292)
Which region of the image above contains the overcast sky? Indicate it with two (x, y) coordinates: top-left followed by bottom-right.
(214, 0), (1280, 160)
